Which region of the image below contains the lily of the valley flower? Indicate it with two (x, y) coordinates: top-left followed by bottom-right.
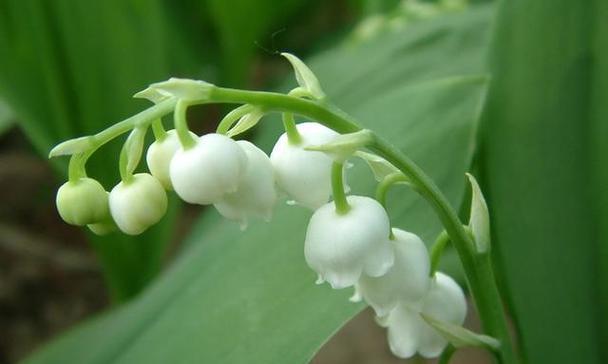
(356, 228), (431, 317)
(56, 177), (110, 226)
(170, 133), (247, 204)
(381, 272), (467, 359)
(270, 122), (339, 209)
(214, 141), (277, 228)
(304, 195), (394, 289)
(146, 129), (197, 190)
(109, 173), (167, 235)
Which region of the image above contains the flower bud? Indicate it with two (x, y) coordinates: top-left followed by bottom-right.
(384, 272), (467, 359)
(109, 173), (167, 235)
(170, 133), (247, 205)
(270, 122), (339, 209)
(146, 129), (197, 190)
(356, 228), (431, 317)
(56, 178), (109, 226)
(214, 141), (277, 227)
(304, 195), (394, 289)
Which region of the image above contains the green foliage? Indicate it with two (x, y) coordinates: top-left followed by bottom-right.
(482, 0), (606, 362)
(0, 98), (14, 135)
(23, 6), (491, 364)
(0, 0), (177, 301)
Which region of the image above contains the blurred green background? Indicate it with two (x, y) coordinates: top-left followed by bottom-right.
(0, 0), (605, 363)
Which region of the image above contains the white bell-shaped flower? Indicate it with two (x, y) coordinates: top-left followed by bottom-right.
(56, 177), (109, 226)
(304, 195), (394, 289)
(146, 129), (197, 190)
(109, 173), (167, 235)
(270, 122), (339, 209)
(356, 228), (431, 317)
(170, 133), (247, 205)
(214, 141), (277, 228)
(383, 272), (467, 359)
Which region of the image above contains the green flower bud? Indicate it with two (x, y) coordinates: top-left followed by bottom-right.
(56, 178), (109, 226)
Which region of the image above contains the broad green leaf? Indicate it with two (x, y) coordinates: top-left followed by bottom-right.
(482, 1), (602, 362)
(591, 0), (608, 358)
(0, 0), (181, 301)
(0, 98), (14, 135)
(206, 0), (307, 86)
(24, 5), (492, 363)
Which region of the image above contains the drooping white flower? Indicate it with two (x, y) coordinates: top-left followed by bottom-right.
(109, 173), (167, 235)
(356, 228), (431, 317)
(170, 133), (247, 205)
(146, 129), (197, 190)
(304, 195), (394, 289)
(214, 141), (277, 228)
(270, 122), (339, 209)
(382, 272), (467, 359)
(56, 178), (109, 226)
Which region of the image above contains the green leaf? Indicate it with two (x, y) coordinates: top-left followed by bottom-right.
(482, 1), (603, 362)
(305, 130), (374, 162)
(226, 108), (265, 137)
(465, 173), (490, 253)
(207, 0), (307, 86)
(354, 151), (401, 182)
(0, 98), (14, 135)
(421, 313), (500, 351)
(25, 5), (492, 364)
(0, 0), (181, 301)
(281, 53), (326, 99)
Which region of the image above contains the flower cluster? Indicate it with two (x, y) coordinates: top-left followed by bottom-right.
(52, 54), (480, 360)
(304, 183), (466, 359)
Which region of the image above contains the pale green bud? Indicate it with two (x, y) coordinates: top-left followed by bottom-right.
(56, 178), (109, 226)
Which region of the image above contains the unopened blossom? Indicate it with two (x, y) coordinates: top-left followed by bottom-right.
(356, 228), (431, 317)
(170, 133), (247, 204)
(304, 195), (394, 289)
(56, 177), (109, 226)
(146, 129), (197, 190)
(270, 122), (339, 209)
(214, 141), (277, 228)
(109, 173), (167, 235)
(382, 272), (467, 359)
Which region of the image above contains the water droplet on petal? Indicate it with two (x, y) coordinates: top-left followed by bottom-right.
(286, 200), (297, 206)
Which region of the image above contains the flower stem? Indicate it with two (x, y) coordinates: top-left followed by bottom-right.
(174, 99), (197, 149)
(375, 172), (409, 208)
(282, 113), (302, 145)
(430, 230), (450, 276)
(331, 162), (350, 215)
(151, 119), (167, 141)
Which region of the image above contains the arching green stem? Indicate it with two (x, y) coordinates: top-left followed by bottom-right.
(282, 113), (302, 145)
(430, 230), (450, 276)
(151, 119), (167, 141)
(174, 99), (197, 149)
(331, 162), (350, 215)
(68, 153), (88, 181)
(51, 82), (517, 363)
(375, 172), (409, 208)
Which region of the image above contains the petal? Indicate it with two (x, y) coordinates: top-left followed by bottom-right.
(385, 304), (422, 359)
